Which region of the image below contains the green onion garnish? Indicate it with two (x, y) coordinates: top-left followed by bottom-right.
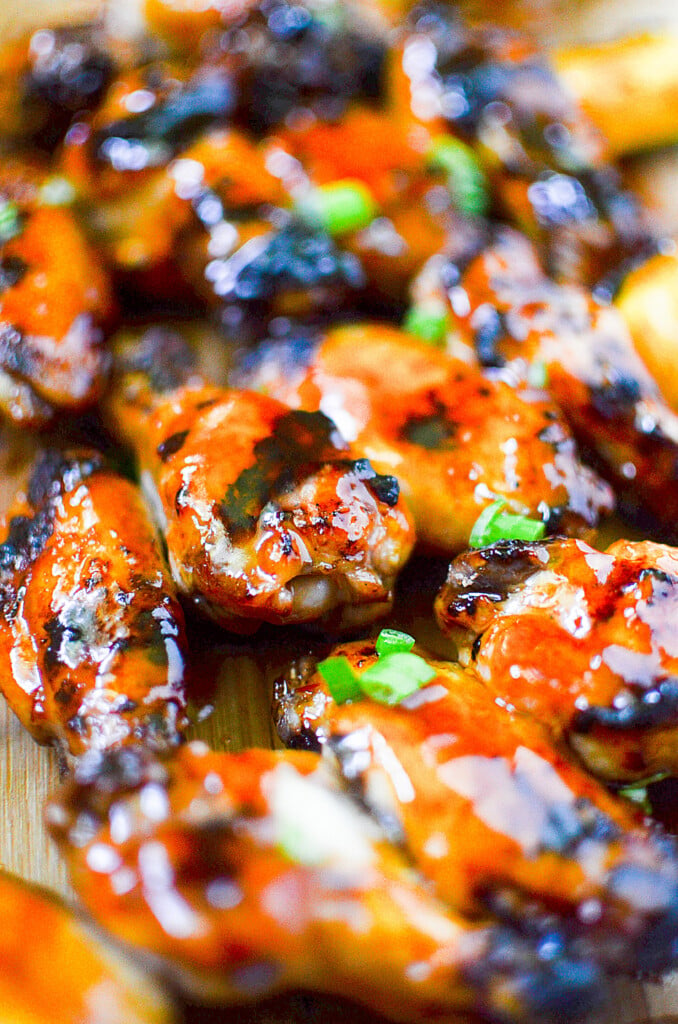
(618, 773), (669, 815)
(39, 175), (77, 207)
(403, 301), (449, 346)
(469, 500), (546, 548)
(527, 360), (549, 389)
(317, 629), (435, 706)
(317, 655), (363, 704)
(360, 652), (436, 705)
(297, 178), (378, 236)
(375, 628), (415, 657)
(0, 201), (21, 244)
(427, 135), (488, 218)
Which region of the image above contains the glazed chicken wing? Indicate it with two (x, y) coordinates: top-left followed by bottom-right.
(412, 225), (678, 538)
(47, 742), (603, 1024)
(235, 322), (613, 553)
(108, 327), (414, 632)
(436, 537), (678, 783)
(0, 868), (174, 1024)
(0, 177), (112, 425)
(0, 448), (188, 758)
(275, 637), (678, 975)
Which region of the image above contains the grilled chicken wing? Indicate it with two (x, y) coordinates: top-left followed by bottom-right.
(108, 327), (414, 632)
(0, 448), (188, 758)
(435, 536), (678, 783)
(390, 3), (655, 286)
(48, 742), (604, 1023)
(0, 868), (175, 1024)
(412, 225), (678, 538)
(0, 178), (112, 426)
(235, 322), (613, 553)
(275, 637), (678, 975)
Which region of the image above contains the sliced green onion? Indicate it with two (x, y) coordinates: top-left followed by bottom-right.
(297, 178), (378, 236)
(618, 773), (669, 815)
(0, 201), (21, 244)
(527, 360), (549, 389)
(360, 652), (436, 706)
(39, 175), (77, 207)
(427, 135), (488, 217)
(317, 655), (363, 704)
(403, 301), (449, 346)
(469, 499), (546, 548)
(375, 628), (416, 657)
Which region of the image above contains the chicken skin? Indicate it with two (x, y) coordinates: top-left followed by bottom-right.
(436, 537), (678, 783)
(0, 178), (112, 426)
(235, 322), (613, 553)
(274, 637), (678, 975)
(48, 741), (603, 1024)
(0, 868), (175, 1024)
(108, 327), (414, 632)
(0, 448), (188, 758)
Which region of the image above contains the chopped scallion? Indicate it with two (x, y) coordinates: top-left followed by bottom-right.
(360, 652), (436, 705)
(527, 360), (549, 389)
(469, 500), (546, 548)
(403, 301), (449, 345)
(0, 201), (21, 244)
(618, 773), (669, 815)
(297, 178), (378, 236)
(427, 135), (488, 217)
(317, 655), (363, 704)
(39, 175), (77, 207)
(375, 628), (416, 657)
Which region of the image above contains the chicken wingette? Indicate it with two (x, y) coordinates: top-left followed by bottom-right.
(436, 536), (678, 783)
(48, 741), (604, 1024)
(0, 448), (188, 758)
(108, 327), (414, 632)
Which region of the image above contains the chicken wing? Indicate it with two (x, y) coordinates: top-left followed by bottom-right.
(412, 225), (678, 539)
(234, 321), (613, 553)
(48, 742), (604, 1023)
(0, 868), (175, 1024)
(275, 637), (678, 974)
(0, 448), (188, 758)
(108, 327), (414, 632)
(0, 176), (112, 425)
(435, 536), (678, 783)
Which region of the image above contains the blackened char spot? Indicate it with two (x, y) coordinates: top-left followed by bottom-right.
(443, 540), (549, 617)
(574, 679), (678, 733)
(352, 458), (400, 506)
(120, 327), (197, 394)
(27, 449), (102, 507)
(401, 409), (456, 450)
(589, 372), (641, 421)
(0, 256), (28, 294)
(157, 430), (189, 462)
(218, 409), (345, 538)
(0, 509), (54, 575)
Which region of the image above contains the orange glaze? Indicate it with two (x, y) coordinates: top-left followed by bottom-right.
(275, 639), (678, 975)
(429, 226), (678, 538)
(0, 869), (175, 1024)
(241, 322), (613, 553)
(0, 450), (188, 758)
(0, 202), (112, 424)
(436, 537), (678, 782)
(108, 328), (414, 631)
(48, 742), (603, 1022)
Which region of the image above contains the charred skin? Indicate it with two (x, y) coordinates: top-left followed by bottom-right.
(236, 322), (613, 553)
(389, 3), (655, 287)
(0, 868), (174, 1024)
(435, 537), (678, 783)
(48, 742), (604, 1023)
(0, 449), (188, 758)
(109, 328), (414, 632)
(417, 226), (678, 540)
(0, 192), (112, 426)
(274, 638), (678, 976)
(0, 26), (114, 152)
